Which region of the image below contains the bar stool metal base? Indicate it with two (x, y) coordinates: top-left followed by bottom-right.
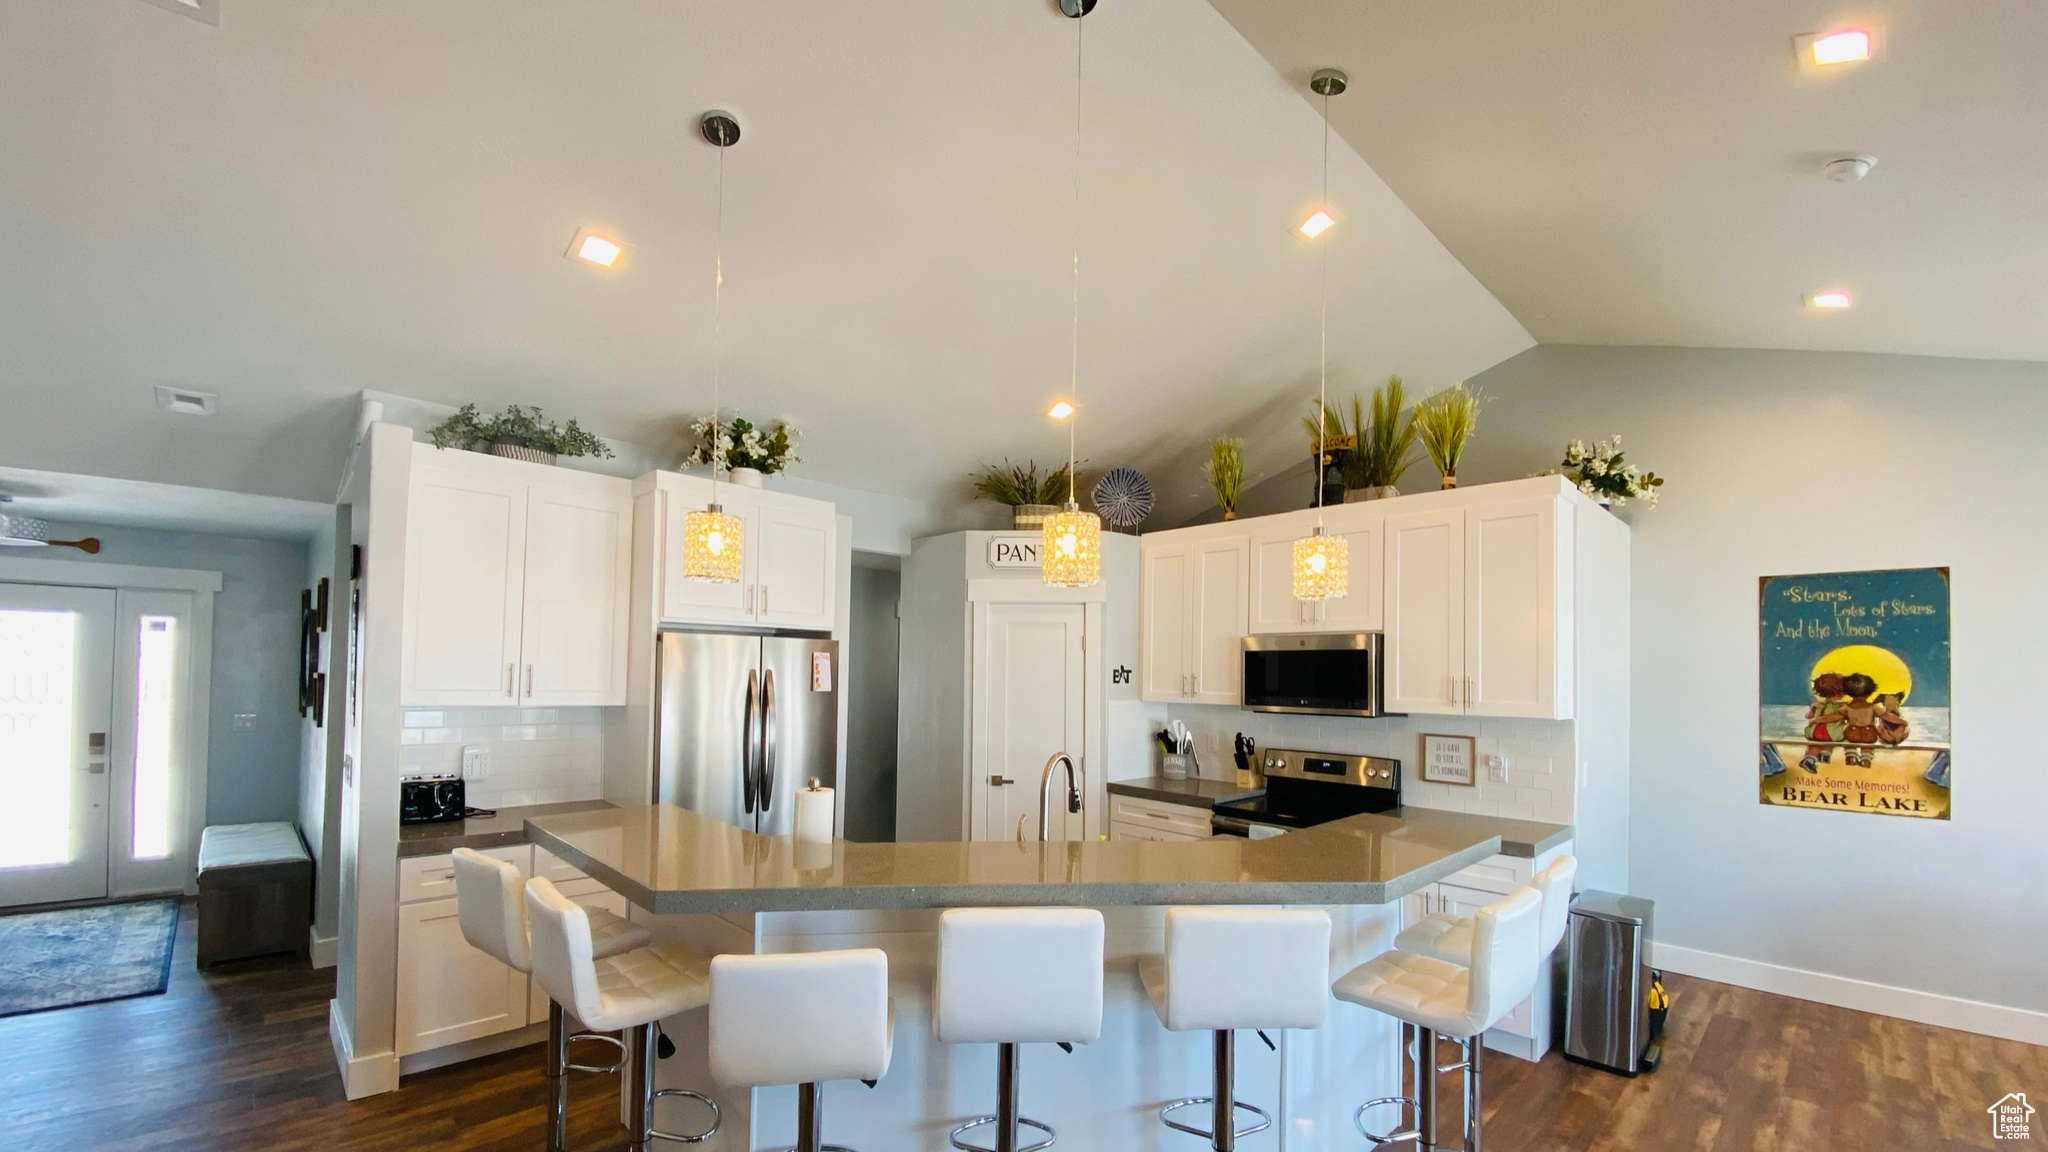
(949, 1115), (1055, 1152)
(1159, 1098), (1272, 1147)
(625, 1023), (720, 1150)
(1156, 1029), (1271, 1151)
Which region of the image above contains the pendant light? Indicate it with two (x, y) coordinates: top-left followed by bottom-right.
(1292, 68), (1350, 603)
(1042, 0), (1103, 588)
(681, 111), (745, 584)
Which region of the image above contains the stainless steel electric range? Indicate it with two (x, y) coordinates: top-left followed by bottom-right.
(1210, 747), (1401, 838)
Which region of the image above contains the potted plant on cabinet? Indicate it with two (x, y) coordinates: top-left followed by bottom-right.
(1204, 437), (1244, 520)
(684, 415), (800, 486)
(1560, 435), (1663, 510)
(424, 403), (614, 465)
(972, 460), (1078, 529)
(1415, 381), (1484, 489)
(1343, 376), (1419, 501)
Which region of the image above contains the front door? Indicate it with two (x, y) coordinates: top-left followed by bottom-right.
(975, 602), (1086, 843)
(0, 584), (117, 907)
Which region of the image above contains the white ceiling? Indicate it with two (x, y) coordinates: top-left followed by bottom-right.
(1208, 0), (2048, 363)
(0, 0), (1530, 523)
(0, 465), (332, 540)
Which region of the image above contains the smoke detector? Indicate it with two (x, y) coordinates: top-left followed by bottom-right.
(155, 385), (219, 416)
(1823, 154), (1877, 183)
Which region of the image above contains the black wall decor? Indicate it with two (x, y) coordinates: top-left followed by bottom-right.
(299, 577), (329, 727)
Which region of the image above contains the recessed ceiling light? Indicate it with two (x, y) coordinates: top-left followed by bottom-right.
(154, 385), (218, 416)
(1794, 27), (1883, 71)
(566, 228), (623, 268)
(1047, 400), (1075, 420)
(1810, 290), (1853, 310)
(1297, 210), (1336, 241)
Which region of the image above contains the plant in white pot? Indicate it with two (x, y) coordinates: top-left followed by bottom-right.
(424, 404), (613, 465)
(684, 415), (800, 486)
(1341, 376), (1419, 501)
(972, 460), (1079, 529)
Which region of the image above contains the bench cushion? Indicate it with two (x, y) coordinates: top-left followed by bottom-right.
(198, 822), (309, 874)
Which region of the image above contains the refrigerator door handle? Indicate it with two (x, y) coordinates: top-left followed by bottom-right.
(760, 668), (779, 815)
(742, 669), (760, 815)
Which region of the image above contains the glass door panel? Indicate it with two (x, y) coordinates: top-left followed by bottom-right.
(0, 584), (116, 908)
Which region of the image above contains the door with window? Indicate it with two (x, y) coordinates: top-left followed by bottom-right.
(0, 583), (198, 908)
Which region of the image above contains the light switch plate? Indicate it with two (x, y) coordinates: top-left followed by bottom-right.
(462, 745), (489, 780)
(1485, 754), (1508, 783)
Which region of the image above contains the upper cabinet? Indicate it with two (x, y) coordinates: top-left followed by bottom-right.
(656, 473), (838, 632)
(401, 447), (632, 707)
(1140, 531), (1247, 705)
(1141, 477), (1583, 720)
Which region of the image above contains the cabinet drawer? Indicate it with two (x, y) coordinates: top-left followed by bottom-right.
(1108, 795), (1212, 837)
(1111, 819), (1205, 843)
(1439, 853), (1533, 897)
(400, 845), (529, 904)
(532, 846), (590, 885)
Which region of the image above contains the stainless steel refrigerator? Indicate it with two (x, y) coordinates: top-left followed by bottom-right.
(655, 630), (839, 835)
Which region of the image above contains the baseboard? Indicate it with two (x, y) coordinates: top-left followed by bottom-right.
(328, 999), (400, 1100)
(1651, 941), (2048, 1047)
(308, 930), (337, 970)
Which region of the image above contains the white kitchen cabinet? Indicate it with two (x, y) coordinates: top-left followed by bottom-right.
(1404, 842), (1573, 1061)
(1247, 507), (1384, 634)
(1107, 794), (1213, 841)
(1139, 529), (1247, 704)
(1384, 495), (1571, 719)
(401, 447), (633, 707)
(395, 896), (530, 1056)
(657, 474), (838, 631)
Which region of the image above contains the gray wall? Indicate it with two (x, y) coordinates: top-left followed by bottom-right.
(843, 564), (901, 842)
(19, 520), (312, 827)
(299, 507), (350, 944)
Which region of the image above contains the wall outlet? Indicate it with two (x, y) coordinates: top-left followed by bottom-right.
(1485, 754), (1509, 783)
(461, 745), (489, 780)
(232, 713), (257, 731)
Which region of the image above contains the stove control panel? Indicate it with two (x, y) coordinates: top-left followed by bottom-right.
(1259, 748), (1400, 790)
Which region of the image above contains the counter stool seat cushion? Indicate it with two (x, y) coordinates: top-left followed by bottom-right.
(709, 948), (895, 1089)
(526, 877), (712, 1033)
(936, 908), (1104, 1045)
(1139, 907), (1331, 1033)
(453, 847), (651, 972)
(1334, 887), (1541, 1040)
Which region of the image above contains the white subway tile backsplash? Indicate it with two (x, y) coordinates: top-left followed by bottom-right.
(400, 705), (613, 810)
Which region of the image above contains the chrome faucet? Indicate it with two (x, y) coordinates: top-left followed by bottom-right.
(1037, 752), (1083, 841)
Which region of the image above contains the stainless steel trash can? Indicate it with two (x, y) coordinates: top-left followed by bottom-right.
(1562, 890), (1657, 1076)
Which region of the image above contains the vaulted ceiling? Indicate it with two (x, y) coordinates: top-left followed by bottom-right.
(0, 0), (1529, 519)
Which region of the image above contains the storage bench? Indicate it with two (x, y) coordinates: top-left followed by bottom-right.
(195, 822), (312, 968)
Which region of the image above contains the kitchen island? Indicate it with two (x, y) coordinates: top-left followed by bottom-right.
(524, 804), (1527, 1152)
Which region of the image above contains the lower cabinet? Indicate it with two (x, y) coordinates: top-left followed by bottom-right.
(395, 844), (628, 1061)
(1107, 794), (1213, 842)
(1404, 843), (1573, 1062)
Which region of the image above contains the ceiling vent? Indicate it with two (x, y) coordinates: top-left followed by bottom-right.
(155, 385), (219, 416)
(137, 0), (220, 26)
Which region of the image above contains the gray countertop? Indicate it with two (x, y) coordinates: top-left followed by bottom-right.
(1106, 776), (1262, 809)
(398, 800), (616, 859)
(1415, 810), (1572, 858)
(525, 803), (1516, 915)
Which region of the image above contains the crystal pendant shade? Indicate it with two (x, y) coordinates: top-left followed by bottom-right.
(681, 504), (743, 583)
(1040, 503), (1101, 588)
(1291, 526), (1349, 601)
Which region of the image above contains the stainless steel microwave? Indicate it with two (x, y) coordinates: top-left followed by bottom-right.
(1241, 632), (1389, 717)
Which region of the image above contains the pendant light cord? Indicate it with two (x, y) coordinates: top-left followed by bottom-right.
(1067, 8), (1084, 510)
(710, 131), (727, 503)
(1315, 87), (1330, 524)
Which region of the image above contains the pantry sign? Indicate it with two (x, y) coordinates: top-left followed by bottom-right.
(1758, 567), (1951, 820)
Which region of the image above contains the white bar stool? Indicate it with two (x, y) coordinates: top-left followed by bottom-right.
(935, 908), (1105, 1152)
(1138, 907), (1332, 1152)
(525, 876), (721, 1152)
(452, 848), (656, 1152)
(709, 948), (895, 1152)
(1395, 855), (1578, 968)
(1333, 888), (1542, 1152)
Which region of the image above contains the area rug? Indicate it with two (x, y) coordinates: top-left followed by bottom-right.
(0, 899), (180, 1018)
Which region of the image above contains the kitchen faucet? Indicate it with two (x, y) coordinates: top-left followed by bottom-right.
(1037, 751), (1083, 842)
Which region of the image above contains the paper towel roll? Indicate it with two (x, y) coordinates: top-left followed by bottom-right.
(794, 780), (835, 843)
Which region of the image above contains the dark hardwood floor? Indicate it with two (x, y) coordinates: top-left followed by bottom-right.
(2, 906), (2039, 1150)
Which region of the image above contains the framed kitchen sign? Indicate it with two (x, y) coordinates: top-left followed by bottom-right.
(1758, 567), (1951, 820)
(1420, 734), (1476, 786)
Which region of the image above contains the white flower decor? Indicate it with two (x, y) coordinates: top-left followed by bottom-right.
(683, 415), (801, 476)
(1560, 434), (1663, 509)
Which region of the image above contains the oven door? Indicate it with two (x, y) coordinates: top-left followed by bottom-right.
(1211, 813), (1291, 839)
(1241, 632), (1385, 717)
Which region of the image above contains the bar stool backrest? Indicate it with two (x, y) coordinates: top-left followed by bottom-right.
(1464, 888), (1542, 1033)
(525, 875), (605, 1026)
(709, 948), (893, 1088)
(1160, 907), (1331, 1033)
(453, 847), (529, 973)
(1533, 855), (1579, 957)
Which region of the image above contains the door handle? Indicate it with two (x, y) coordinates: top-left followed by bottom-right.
(760, 668), (778, 814)
(742, 670), (760, 815)
(989, 775), (1015, 786)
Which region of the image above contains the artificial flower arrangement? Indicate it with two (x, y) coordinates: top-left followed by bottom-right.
(684, 415), (801, 476)
(1561, 435), (1663, 509)
(425, 403), (613, 460)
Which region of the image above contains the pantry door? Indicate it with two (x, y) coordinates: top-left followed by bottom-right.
(973, 602), (1086, 843)
(0, 584), (117, 907)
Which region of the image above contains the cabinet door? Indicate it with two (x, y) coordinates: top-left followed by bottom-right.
(1247, 513), (1321, 634)
(1189, 534), (1250, 705)
(661, 483), (760, 625)
(1399, 887), (1433, 932)
(521, 484), (633, 706)
(756, 499), (837, 630)
(1465, 496), (1564, 719)
(1317, 515), (1385, 631)
(1140, 542), (1191, 701)
(1383, 509), (1464, 715)
(395, 897), (530, 1056)
(402, 465), (527, 706)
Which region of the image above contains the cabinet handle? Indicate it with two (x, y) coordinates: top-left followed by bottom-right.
(524, 664), (534, 697)
(1449, 675), (1460, 705)
(1191, 674), (1199, 696)
(745, 584), (756, 614)
(760, 585), (769, 614)
(1465, 676), (1475, 708)
(506, 664), (515, 697)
